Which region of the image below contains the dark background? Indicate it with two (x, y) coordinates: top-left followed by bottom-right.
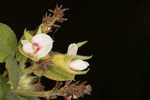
(0, 0), (150, 100)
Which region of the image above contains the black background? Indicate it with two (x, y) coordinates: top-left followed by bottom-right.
(0, 0), (150, 100)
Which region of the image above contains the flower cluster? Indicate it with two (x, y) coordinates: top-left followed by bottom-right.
(14, 5), (92, 100)
(0, 4), (92, 100)
(21, 33), (90, 71)
(18, 6), (92, 83)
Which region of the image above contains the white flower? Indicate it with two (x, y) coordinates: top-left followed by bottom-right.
(67, 43), (89, 70)
(67, 43), (78, 56)
(21, 33), (53, 59)
(69, 59), (89, 70)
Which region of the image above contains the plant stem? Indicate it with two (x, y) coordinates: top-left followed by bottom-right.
(11, 90), (61, 98)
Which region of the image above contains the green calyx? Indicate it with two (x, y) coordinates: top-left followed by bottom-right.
(50, 53), (89, 74)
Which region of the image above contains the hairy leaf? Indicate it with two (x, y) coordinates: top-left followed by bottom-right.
(0, 23), (17, 62)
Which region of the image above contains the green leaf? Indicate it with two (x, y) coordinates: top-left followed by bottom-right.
(5, 56), (21, 89)
(0, 23), (17, 62)
(33, 63), (75, 81)
(36, 26), (42, 34)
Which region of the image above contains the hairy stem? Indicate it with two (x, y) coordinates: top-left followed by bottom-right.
(11, 90), (61, 98)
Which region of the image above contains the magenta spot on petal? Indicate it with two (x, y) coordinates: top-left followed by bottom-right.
(33, 42), (41, 54)
(69, 66), (73, 70)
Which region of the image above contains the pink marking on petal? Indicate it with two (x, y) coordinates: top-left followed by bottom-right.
(32, 42), (41, 54)
(69, 66), (73, 70)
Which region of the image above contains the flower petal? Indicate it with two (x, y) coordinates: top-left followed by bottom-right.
(35, 44), (52, 59)
(21, 40), (33, 54)
(32, 34), (53, 59)
(67, 43), (78, 56)
(32, 33), (53, 47)
(69, 59), (89, 70)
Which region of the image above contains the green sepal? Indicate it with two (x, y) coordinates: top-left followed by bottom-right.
(34, 63), (75, 81)
(45, 63), (75, 81)
(36, 26), (42, 34)
(77, 41), (88, 48)
(74, 55), (93, 60)
(24, 29), (32, 42)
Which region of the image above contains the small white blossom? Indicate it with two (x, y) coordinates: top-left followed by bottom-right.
(67, 43), (89, 70)
(69, 59), (89, 70)
(21, 33), (53, 59)
(67, 43), (78, 56)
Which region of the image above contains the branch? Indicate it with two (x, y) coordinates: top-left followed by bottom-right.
(11, 81), (92, 100)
